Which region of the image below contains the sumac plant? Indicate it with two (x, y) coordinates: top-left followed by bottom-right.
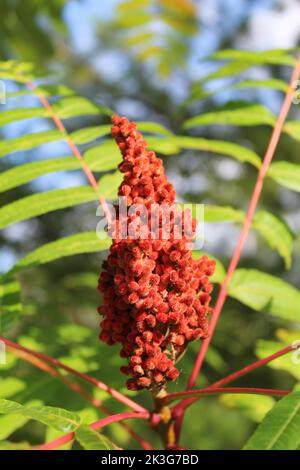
(1, 50), (300, 451)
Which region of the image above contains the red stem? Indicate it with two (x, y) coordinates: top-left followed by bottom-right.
(26, 80), (112, 225)
(176, 53), (300, 440)
(0, 337), (146, 413)
(39, 411), (151, 450)
(188, 53), (300, 390)
(166, 387), (289, 405)
(173, 341), (300, 421)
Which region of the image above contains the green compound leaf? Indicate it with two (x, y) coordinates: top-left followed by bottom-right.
(244, 391), (300, 450)
(75, 425), (118, 450)
(229, 269), (300, 322)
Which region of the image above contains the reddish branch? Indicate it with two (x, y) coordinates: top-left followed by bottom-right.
(173, 342), (300, 426)
(164, 387), (289, 405)
(188, 53), (300, 390)
(39, 411), (151, 450)
(26, 80), (112, 225)
(172, 54), (300, 443)
(0, 337), (146, 413)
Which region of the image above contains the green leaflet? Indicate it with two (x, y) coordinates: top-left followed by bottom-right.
(137, 121), (173, 136)
(208, 49), (297, 66)
(71, 125), (111, 144)
(189, 78), (288, 104)
(252, 210), (294, 269)
(204, 205), (244, 222)
(0, 107), (48, 127)
(229, 269), (300, 322)
(0, 142), (122, 193)
(12, 232), (110, 273)
(203, 206), (294, 268)
(0, 157), (79, 193)
(232, 78), (289, 93)
(284, 121), (300, 142)
(0, 130), (63, 158)
(243, 391), (300, 450)
(146, 136), (181, 155)
(52, 97), (112, 119)
(0, 399), (81, 433)
(0, 186), (96, 229)
(268, 161), (300, 193)
(75, 425), (117, 450)
(200, 61), (252, 82)
(183, 103), (275, 129)
(174, 136), (261, 167)
(84, 142), (122, 171)
(0, 170), (121, 229)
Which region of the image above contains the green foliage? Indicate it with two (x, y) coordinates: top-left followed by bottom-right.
(244, 391), (300, 450)
(183, 102), (276, 129)
(75, 425), (118, 450)
(1, 41), (300, 451)
(0, 399), (81, 433)
(219, 394), (275, 423)
(12, 232), (110, 273)
(228, 269), (300, 322)
(267, 162), (300, 193)
(204, 205), (294, 268)
(114, 0), (198, 75)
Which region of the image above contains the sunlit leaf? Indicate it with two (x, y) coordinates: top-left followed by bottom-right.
(208, 49), (296, 66)
(253, 211), (294, 269)
(12, 232), (110, 272)
(0, 130), (63, 158)
(243, 391), (300, 450)
(0, 157), (79, 193)
(233, 78), (288, 93)
(84, 142), (122, 171)
(268, 161), (300, 193)
(0, 186), (96, 229)
(284, 121), (300, 142)
(204, 205), (244, 223)
(174, 136), (261, 167)
(71, 125), (111, 145)
(75, 425), (118, 450)
(183, 103), (275, 129)
(0, 107), (48, 127)
(229, 269), (300, 322)
(0, 399), (81, 433)
(52, 97), (112, 119)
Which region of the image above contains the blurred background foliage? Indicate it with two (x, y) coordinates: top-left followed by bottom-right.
(0, 0), (300, 450)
